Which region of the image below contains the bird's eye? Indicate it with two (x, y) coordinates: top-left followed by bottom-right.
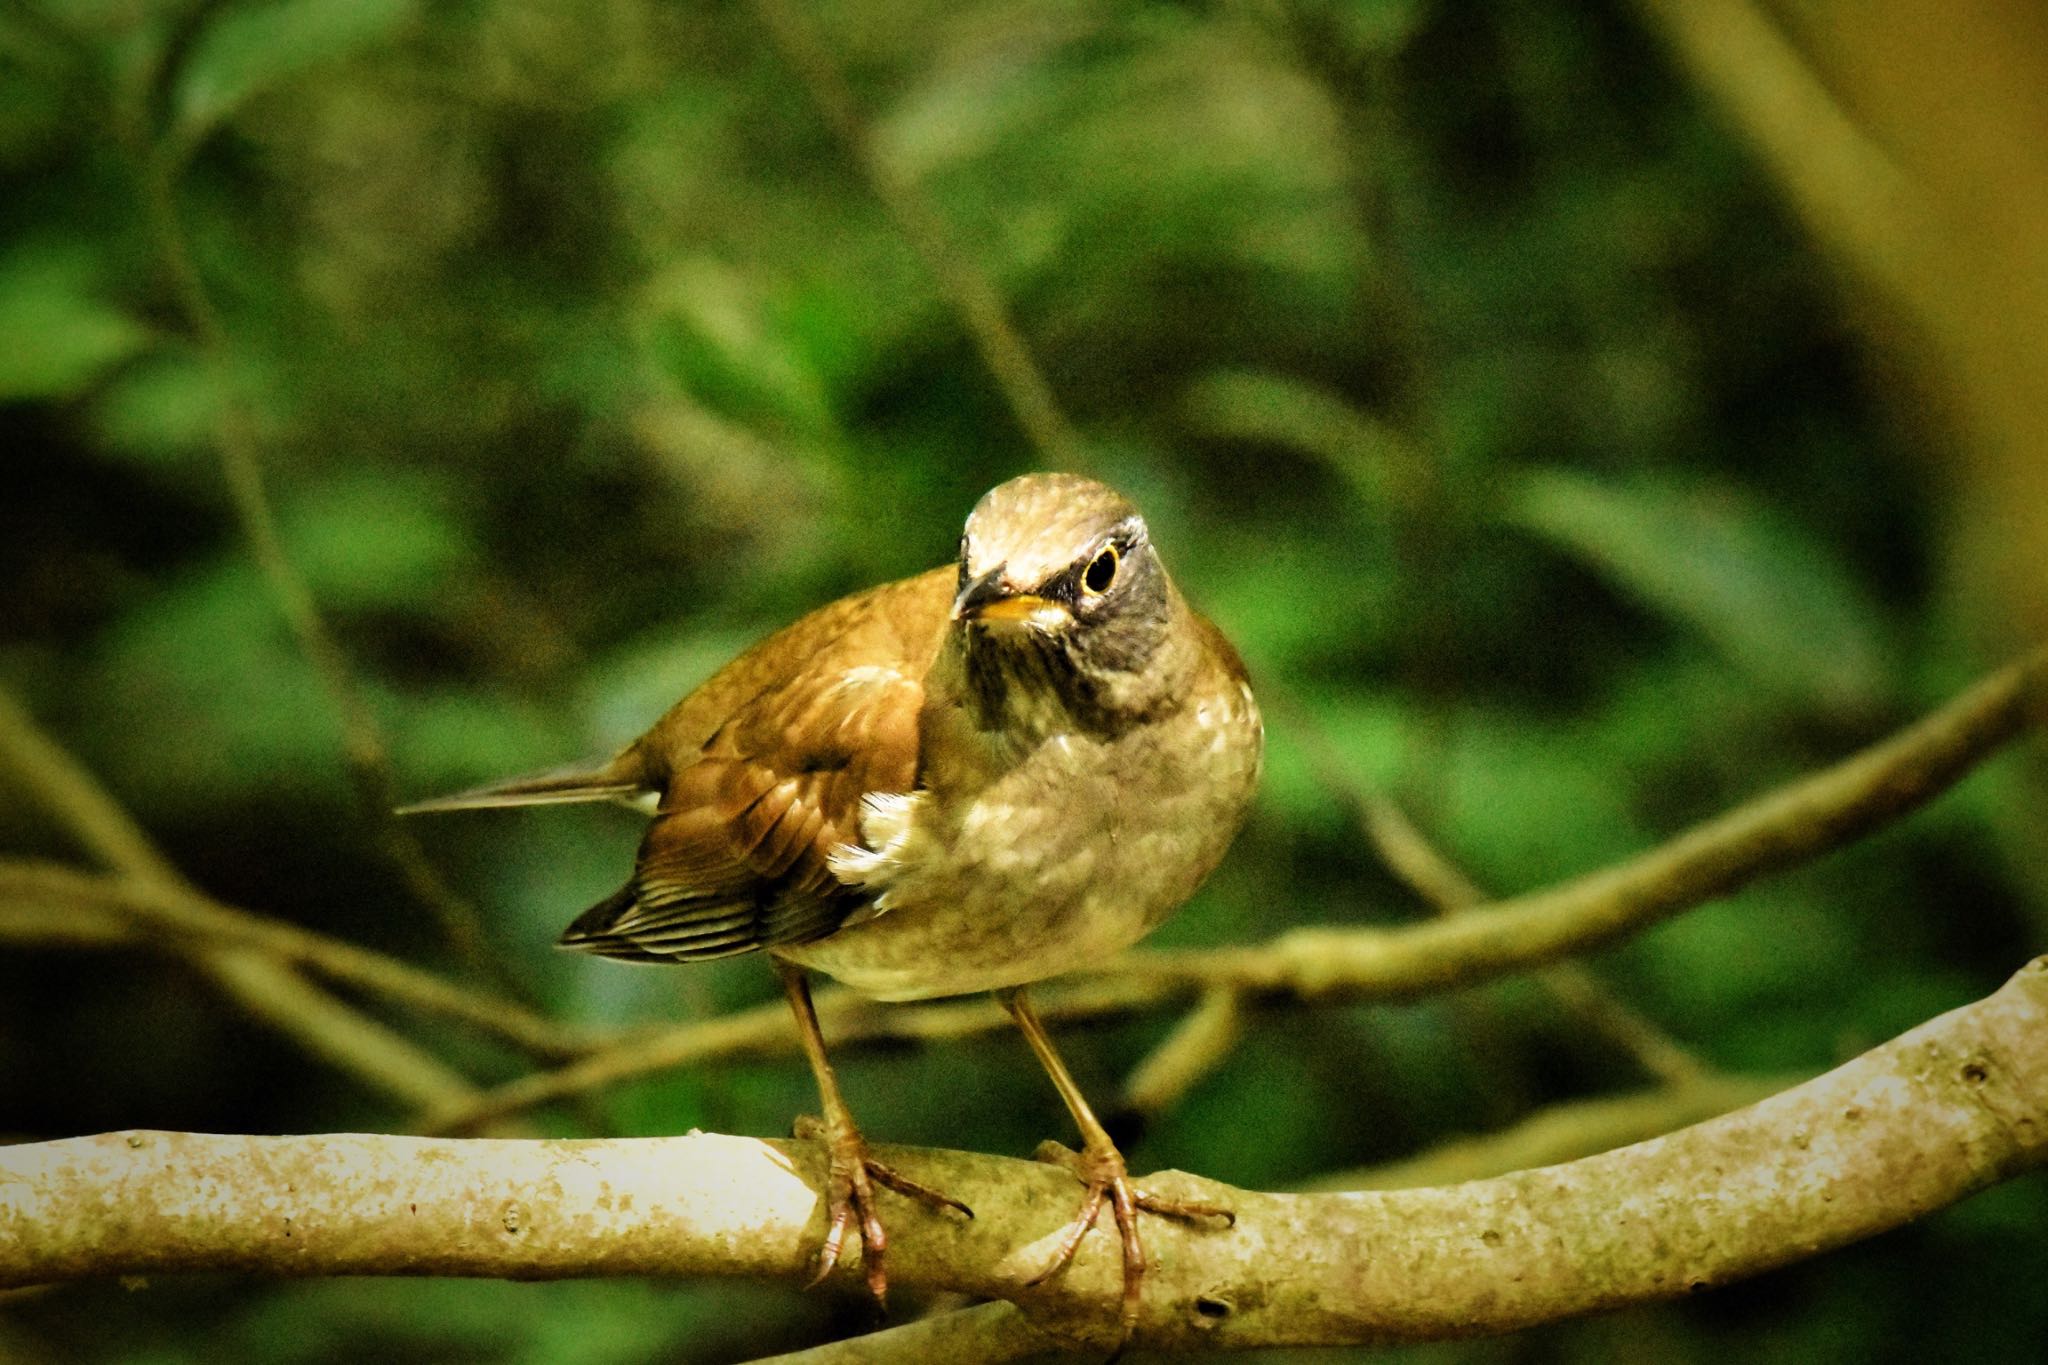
(1081, 545), (1119, 596)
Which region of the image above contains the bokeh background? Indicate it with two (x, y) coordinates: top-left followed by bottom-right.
(4, 0), (2047, 1360)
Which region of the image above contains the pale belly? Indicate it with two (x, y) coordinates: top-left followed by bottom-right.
(780, 686), (1262, 1000)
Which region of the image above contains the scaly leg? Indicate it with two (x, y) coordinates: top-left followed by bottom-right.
(1003, 989), (1234, 1342)
(779, 961), (971, 1306)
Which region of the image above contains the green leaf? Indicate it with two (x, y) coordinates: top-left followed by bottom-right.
(1433, 707), (1650, 891)
(1258, 694), (1407, 830)
(89, 559), (346, 814)
(635, 258), (838, 439)
(90, 352), (224, 469)
(0, 243), (152, 400)
(278, 471), (472, 610)
(1506, 467), (1893, 716)
(174, 0), (414, 144)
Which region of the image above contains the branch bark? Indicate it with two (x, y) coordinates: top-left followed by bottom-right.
(12, 648), (2038, 1139)
(6, 957), (2043, 1353)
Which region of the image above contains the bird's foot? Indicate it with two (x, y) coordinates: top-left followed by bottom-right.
(1025, 1138), (1235, 1344)
(793, 1113), (973, 1307)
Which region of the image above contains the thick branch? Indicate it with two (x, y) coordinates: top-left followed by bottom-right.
(6, 958), (2043, 1352)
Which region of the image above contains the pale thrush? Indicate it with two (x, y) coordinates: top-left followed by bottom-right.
(405, 472), (1264, 1334)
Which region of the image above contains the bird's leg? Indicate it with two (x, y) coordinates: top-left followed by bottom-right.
(1002, 989), (1235, 1341)
(778, 961), (971, 1307)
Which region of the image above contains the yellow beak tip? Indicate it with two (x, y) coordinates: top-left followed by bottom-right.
(964, 594), (1067, 628)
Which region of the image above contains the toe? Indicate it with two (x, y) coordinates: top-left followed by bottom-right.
(807, 1193), (852, 1289)
(867, 1161), (974, 1219)
(1026, 1180), (1108, 1287)
(1109, 1182), (1147, 1344)
(1132, 1189), (1235, 1226)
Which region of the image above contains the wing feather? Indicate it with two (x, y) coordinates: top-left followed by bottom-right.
(557, 569), (951, 965)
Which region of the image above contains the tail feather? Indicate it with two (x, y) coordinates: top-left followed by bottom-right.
(396, 754), (650, 815)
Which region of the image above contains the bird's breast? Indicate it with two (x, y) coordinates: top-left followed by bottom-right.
(790, 678), (1262, 1000)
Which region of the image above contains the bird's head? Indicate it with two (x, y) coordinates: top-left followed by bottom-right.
(948, 472), (1182, 731)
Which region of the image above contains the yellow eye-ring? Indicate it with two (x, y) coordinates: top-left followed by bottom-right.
(1081, 545), (1119, 596)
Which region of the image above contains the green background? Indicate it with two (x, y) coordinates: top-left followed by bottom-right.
(3, 0), (2044, 1360)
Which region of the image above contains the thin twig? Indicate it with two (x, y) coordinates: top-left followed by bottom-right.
(413, 996), (788, 1134)
(0, 860), (593, 1061)
(1119, 986), (1244, 1122)
(1360, 792), (1707, 1084)
(0, 687), (484, 1111)
(1129, 647), (2047, 997)
(0, 689), (184, 887)
(1531, 968), (1705, 1086)
(203, 952), (482, 1108)
(133, 143), (526, 1000)
(749, 0), (1085, 470)
(0, 897), (134, 949)
(1352, 783), (1487, 909)
(1273, 685), (1708, 1084)
(415, 978), (1183, 1136)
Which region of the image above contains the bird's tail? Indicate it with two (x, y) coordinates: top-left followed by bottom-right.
(395, 750), (652, 815)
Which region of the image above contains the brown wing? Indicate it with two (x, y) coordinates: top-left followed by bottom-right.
(558, 567), (953, 963)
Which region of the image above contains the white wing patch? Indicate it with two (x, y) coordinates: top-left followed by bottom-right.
(827, 789), (925, 922)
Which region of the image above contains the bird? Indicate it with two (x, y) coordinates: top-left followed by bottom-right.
(402, 472), (1263, 1336)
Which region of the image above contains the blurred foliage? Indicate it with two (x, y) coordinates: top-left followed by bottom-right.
(2, 0), (2044, 1361)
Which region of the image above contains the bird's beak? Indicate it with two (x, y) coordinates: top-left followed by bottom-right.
(952, 564), (1070, 630)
